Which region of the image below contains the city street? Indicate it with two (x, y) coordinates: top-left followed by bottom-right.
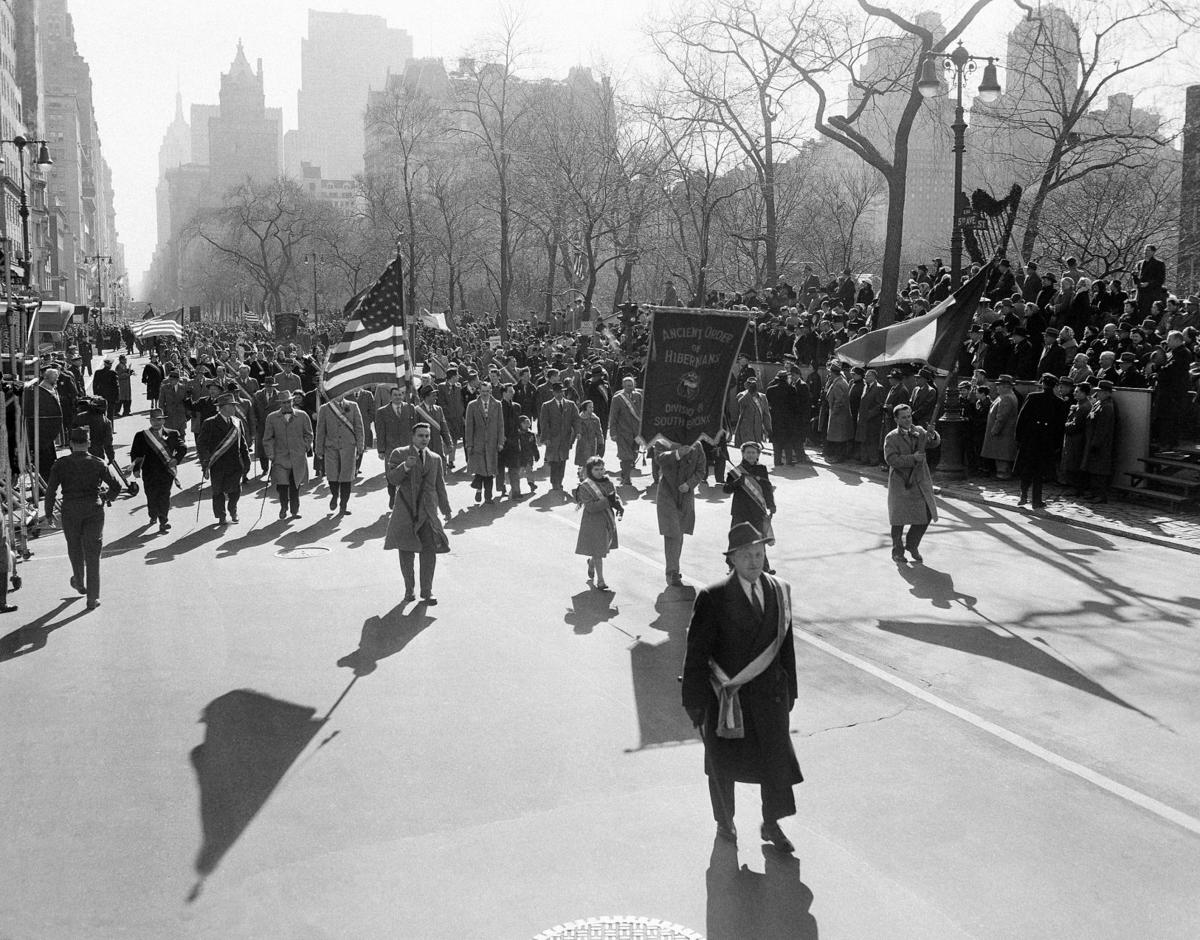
(2, 358), (1198, 939)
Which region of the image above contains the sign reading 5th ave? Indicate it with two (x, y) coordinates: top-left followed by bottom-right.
(638, 307), (749, 448)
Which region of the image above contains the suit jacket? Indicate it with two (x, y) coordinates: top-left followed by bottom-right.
(538, 397), (579, 461)
(464, 396), (506, 476)
(384, 445), (451, 553)
(681, 573), (801, 787)
(198, 413), (250, 478)
(376, 401), (419, 455)
(129, 428), (186, 486)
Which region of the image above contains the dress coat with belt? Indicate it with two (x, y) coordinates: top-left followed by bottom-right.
(681, 573), (802, 788)
(262, 409), (314, 485)
(384, 445), (451, 553)
(884, 425), (941, 525)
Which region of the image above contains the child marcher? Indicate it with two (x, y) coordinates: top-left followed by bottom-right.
(573, 455), (623, 591)
(517, 415), (539, 496)
(724, 440), (777, 574)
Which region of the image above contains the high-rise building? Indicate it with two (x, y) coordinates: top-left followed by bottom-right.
(207, 41), (281, 194)
(155, 90), (190, 252)
(1180, 86), (1200, 295)
(294, 10), (411, 180)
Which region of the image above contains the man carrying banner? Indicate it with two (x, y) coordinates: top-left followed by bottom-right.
(682, 522), (801, 851)
(198, 393), (252, 526)
(130, 408), (186, 534)
(609, 375), (643, 485)
(316, 394), (365, 516)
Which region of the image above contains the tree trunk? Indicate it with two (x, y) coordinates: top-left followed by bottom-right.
(1019, 165), (1057, 263)
(543, 235), (558, 323)
(762, 110), (778, 285)
(876, 168), (907, 327)
(498, 167), (511, 340)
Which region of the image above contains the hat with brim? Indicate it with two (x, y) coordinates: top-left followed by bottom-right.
(918, 367), (936, 381)
(724, 521), (769, 556)
(216, 393), (236, 406)
(997, 374), (1015, 385)
(739, 441), (763, 452)
(1097, 379), (1115, 392)
(148, 408), (165, 418)
(275, 390), (293, 403)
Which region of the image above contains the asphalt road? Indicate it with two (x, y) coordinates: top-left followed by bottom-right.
(1, 354), (1197, 939)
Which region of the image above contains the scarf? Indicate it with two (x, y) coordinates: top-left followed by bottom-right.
(709, 575), (791, 739)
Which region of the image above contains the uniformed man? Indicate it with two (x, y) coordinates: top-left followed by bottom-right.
(682, 522), (801, 851)
(43, 427), (120, 610)
(72, 397), (115, 464)
(198, 392), (251, 525)
(130, 408), (186, 534)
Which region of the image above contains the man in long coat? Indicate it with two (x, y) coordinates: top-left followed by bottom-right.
(884, 403), (941, 564)
(654, 441), (706, 587)
(823, 363), (854, 461)
(262, 390), (313, 520)
(158, 368), (190, 443)
(1014, 373), (1069, 509)
(764, 368), (802, 466)
(854, 368), (886, 465)
(682, 522), (801, 852)
(129, 407), (186, 534)
(733, 377), (773, 447)
(141, 354), (164, 408)
(412, 384), (454, 463)
(609, 376), (643, 485)
(464, 379), (506, 503)
(316, 395), (365, 516)
(198, 393), (251, 525)
(538, 382), (579, 492)
(437, 368), (466, 452)
(250, 373), (278, 476)
(981, 375), (1020, 479)
(1083, 380), (1118, 503)
(385, 422), (453, 604)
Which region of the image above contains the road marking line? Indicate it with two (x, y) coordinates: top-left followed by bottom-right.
(540, 504), (1200, 837)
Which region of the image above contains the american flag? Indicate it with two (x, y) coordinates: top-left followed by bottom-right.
(242, 302), (261, 324)
(322, 256), (407, 398)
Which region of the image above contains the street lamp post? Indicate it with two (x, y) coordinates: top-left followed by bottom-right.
(918, 43), (1002, 286)
(88, 253), (112, 350)
(0, 135), (53, 288)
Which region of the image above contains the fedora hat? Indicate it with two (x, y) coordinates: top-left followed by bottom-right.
(724, 522), (769, 556)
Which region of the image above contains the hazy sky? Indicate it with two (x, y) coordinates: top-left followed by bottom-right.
(68, 1), (1197, 297)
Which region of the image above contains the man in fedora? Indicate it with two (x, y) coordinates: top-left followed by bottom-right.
(130, 408), (186, 534)
(262, 390), (313, 520)
(198, 392), (251, 525)
(682, 522), (802, 852)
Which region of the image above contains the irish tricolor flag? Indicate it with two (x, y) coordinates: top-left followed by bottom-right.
(836, 262), (993, 373)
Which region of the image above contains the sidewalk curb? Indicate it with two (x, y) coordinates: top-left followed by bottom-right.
(804, 456), (1200, 556)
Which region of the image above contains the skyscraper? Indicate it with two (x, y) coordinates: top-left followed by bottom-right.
(1180, 86), (1200, 295)
(292, 10), (412, 180)
(207, 41), (281, 194)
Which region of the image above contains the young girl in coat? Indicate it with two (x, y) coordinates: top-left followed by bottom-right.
(573, 455), (623, 591)
(573, 399), (605, 468)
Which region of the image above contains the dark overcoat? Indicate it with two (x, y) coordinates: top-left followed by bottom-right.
(1014, 389), (1069, 477)
(1083, 397), (1117, 475)
(681, 574), (802, 787)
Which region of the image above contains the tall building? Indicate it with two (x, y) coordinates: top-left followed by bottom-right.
(1, 0), (30, 274)
(206, 41), (281, 194)
(1180, 85), (1200, 295)
(292, 10), (411, 180)
(155, 90), (190, 252)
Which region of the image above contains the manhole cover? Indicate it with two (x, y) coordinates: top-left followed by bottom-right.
(533, 917), (703, 940)
(274, 546), (331, 559)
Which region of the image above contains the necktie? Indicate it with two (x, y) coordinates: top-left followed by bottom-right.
(750, 582), (764, 619)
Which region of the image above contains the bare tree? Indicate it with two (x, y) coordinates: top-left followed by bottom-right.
(975, 0), (1195, 261)
(718, 0), (994, 323)
(187, 178), (330, 313)
(652, 0), (811, 287)
(453, 11), (535, 336)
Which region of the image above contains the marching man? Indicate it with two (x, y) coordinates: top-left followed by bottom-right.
(316, 394), (365, 516)
(130, 407), (186, 534)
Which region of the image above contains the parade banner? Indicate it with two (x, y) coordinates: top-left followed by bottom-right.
(638, 307), (749, 447)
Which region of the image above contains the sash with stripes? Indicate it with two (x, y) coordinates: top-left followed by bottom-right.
(413, 402), (443, 433)
(727, 465), (774, 541)
(209, 422), (241, 465)
(577, 476), (618, 545)
(614, 391), (640, 422)
(143, 429), (177, 469)
(327, 402), (356, 435)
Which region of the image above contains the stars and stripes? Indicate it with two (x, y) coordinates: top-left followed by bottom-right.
(130, 318), (184, 340)
(322, 256), (408, 399)
(242, 303), (261, 324)
(835, 262), (994, 373)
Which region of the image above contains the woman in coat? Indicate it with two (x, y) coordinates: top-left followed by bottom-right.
(1059, 382), (1091, 493)
(573, 455), (623, 590)
(573, 399), (605, 468)
(261, 391), (314, 519)
(980, 375), (1019, 478)
(884, 402), (941, 564)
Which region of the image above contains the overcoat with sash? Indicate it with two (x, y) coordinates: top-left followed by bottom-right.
(608, 389), (643, 463)
(197, 412), (251, 486)
(384, 445), (452, 553)
(315, 400), (365, 483)
(262, 409), (314, 486)
(573, 476), (620, 557)
(733, 390), (772, 446)
(681, 573), (802, 787)
(884, 424), (940, 525)
(723, 461), (776, 539)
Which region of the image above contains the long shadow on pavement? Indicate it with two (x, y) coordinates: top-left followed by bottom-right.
(564, 588), (619, 636)
(101, 522), (156, 558)
(188, 688), (336, 903)
(274, 514), (342, 550)
(337, 602), (435, 676)
(627, 587), (699, 751)
(340, 511), (390, 550)
(0, 598), (89, 663)
(706, 841), (817, 940)
(143, 524), (225, 565)
(445, 499), (521, 533)
(215, 518), (290, 558)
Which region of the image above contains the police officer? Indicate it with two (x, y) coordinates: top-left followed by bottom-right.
(43, 427), (120, 610)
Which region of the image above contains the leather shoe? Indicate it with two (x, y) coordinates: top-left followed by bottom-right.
(760, 821), (794, 853)
(402, 592), (416, 604)
(70, 576), (87, 595)
(421, 595), (438, 606)
(891, 551), (906, 564)
(907, 550), (924, 564)
(86, 599), (101, 611)
(716, 822), (737, 844)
